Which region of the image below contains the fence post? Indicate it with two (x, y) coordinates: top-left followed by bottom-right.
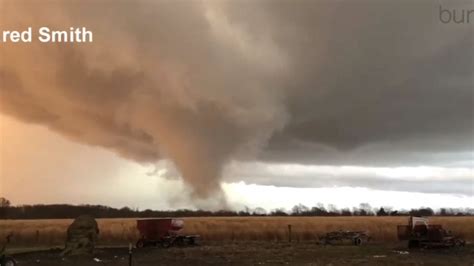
(128, 242), (133, 266)
(288, 224), (292, 243)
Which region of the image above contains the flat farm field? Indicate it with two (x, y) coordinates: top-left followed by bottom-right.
(1, 216), (473, 247)
(2, 217), (474, 265)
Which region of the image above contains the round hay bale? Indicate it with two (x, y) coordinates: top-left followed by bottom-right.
(61, 215), (99, 256)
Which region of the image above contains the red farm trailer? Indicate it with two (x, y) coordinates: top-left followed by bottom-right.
(136, 218), (199, 248)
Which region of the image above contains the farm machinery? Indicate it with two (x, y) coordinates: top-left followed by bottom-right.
(0, 234), (16, 266)
(318, 230), (370, 246)
(135, 218), (200, 248)
(397, 216), (465, 248)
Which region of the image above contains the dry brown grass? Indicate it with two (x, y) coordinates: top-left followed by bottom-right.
(1, 216), (473, 248)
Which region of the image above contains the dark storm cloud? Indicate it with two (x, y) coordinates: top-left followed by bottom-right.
(230, 0), (474, 165)
(0, 0), (472, 198)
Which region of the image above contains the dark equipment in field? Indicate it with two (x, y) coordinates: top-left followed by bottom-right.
(397, 216), (465, 248)
(318, 230), (370, 246)
(135, 218), (199, 248)
(0, 234), (17, 266)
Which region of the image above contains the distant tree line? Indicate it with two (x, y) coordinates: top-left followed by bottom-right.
(0, 197), (472, 219)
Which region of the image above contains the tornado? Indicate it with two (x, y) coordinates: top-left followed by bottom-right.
(0, 1), (287, 200)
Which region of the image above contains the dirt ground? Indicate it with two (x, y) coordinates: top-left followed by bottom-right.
(10, 242), (474, 266)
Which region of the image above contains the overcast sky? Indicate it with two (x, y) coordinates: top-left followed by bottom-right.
(0, 0), (473, 210)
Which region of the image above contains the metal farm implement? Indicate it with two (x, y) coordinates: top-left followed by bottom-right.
(319, 230), (370, 246)
(397, 216), (465, 248)
(0, 234), (16, 266)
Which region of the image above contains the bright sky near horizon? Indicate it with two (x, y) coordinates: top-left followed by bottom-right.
(1, 114), (472, 211)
